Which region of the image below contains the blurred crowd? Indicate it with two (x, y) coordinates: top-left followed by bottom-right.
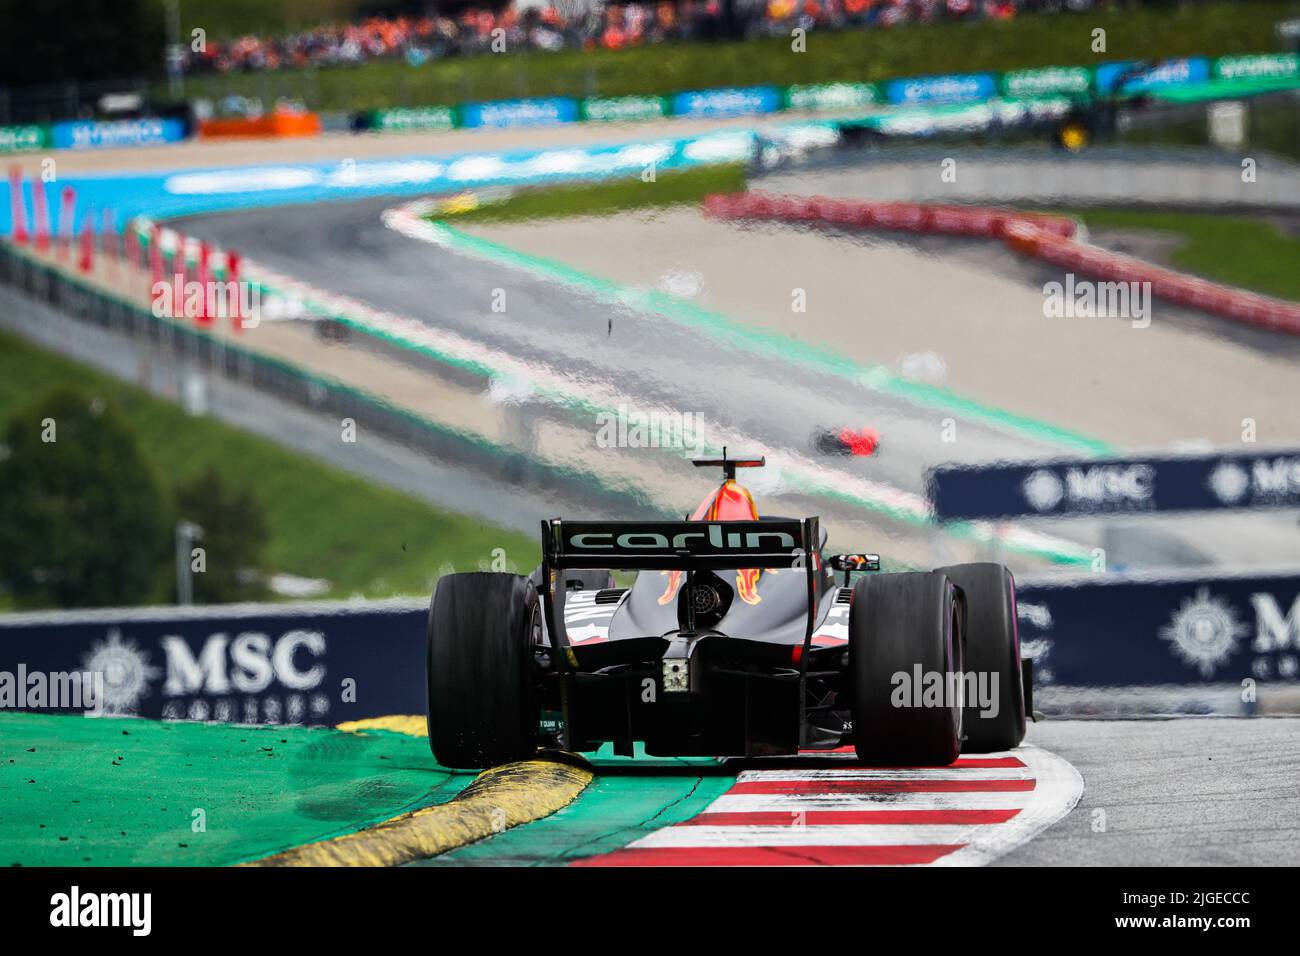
(183, 0), (1102, 73)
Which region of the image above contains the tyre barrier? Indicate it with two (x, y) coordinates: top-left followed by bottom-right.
(702, 190), (1077, 240)
(704, 190), (1300, 336)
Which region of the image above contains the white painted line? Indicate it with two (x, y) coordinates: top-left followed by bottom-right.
(932, 744), (1083, 866)
(704, 791), (1040, 813)
(734, 767), (1035, 781)
(634, 824), (999, 848)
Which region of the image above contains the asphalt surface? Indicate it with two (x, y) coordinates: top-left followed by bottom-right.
(165, 156), (1300, 862)
(1001, 717), (1300, 865)
(408, 718), (1300, 866)
(175, 188), (1300, 571)
(178, 196), (1066, 506)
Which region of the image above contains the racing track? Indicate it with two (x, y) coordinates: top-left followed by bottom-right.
(175, 196), (1070, 518)
(410, 717), (1300, 866)
(161, 155), (1300, 866)
(176, 188), (1300, 571)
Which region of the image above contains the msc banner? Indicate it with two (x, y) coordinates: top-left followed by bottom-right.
(1093, 56), (1210, 94)
(884, 73), (997, 105)
(580, 95), (670, 123)
(671, 86), (782, 118)
(928, 449), (1300, 521)
(0, 600), (425, 724)
(50, 117), (188, 150)
(0, 124), (48, 154)
(370, 106), (458, 132)
(458, 97), (579, 129)
(1000, 65), (1092, 98)
(1018, 569), (1300, 688)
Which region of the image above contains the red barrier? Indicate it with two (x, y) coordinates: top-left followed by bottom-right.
(149, 224), (163, 288)
(77, 214), (94, 274)
(7, 166), (28, 245)
(196, 242), (213, 325)
(100, 210), (117, 281)
(57, 186), (75, 263)
(704, 190), (1300, 336)
(198, 111), (321, 140)
(31, 179), (50, 253)
(226, 250), (243, 331)
(173, 232), (188, 319)
(704, 191), (1078, 242)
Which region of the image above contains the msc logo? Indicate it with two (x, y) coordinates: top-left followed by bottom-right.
(161, 631), (326, 697)
(1158, 589), (1300, 678)
(1208, 457), (1300, 506)
(1021, 465), (1155, 513)
(569, 524), (796, 552)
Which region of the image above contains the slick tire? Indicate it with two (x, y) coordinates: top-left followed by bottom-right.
(426, 572), (539, 770)
(849, 571), (963, 766)
(938, 563), (1026, 753)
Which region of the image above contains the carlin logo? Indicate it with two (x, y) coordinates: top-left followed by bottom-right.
(569, 524), (796, 552)
(81, 629), (161, 715)
(1159, 587), (1249, 677)
(1208, 461), (1250, 505)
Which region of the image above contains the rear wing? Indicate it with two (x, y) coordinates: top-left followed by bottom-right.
(542, 518), (816, 571)
(538, 518), (823, 714)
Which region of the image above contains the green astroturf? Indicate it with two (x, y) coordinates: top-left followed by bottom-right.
(0, 712), (471, 867)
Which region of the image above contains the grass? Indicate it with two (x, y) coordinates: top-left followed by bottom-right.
(444, 163), (748, 225)
(1062, 208), (1300, 302)
(157, 0), (366, 39)
(173, 2), (1292, 112)
(1119, 94), (1300, 162)
(0, 712), (467, 866)
(0, 329), (539, 605)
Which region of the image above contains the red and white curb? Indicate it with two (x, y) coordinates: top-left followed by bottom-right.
(576, 745), (1081, 866)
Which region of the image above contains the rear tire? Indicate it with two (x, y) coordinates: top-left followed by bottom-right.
(938, 563), (1025, 752)
(849, 571), (962, 766)
(426, 572), (539, 769)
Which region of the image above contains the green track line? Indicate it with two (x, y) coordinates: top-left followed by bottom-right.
(425, 220), (1115, 457)
(417, 747), (733, 866)
(0, 712), (473, 867)
(263, 267), (1090, 566)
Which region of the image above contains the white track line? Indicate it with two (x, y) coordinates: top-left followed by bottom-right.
(734, 767), (1036, 781)
(635, 824), (1004, 848)
(705, 791), (1042, 812)
(933, 744), (1083, 866)
(586, 744), (1081, 866)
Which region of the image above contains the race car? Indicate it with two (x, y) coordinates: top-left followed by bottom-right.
(425, 453), (1029, 769)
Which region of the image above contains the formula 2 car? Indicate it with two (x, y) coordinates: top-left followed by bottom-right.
(425, 453), (1028, 769)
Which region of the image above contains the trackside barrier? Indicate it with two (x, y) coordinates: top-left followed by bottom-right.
(703, 190), (1077, 239)
(705, 190), (1300, 336)
(1017, 567), (1300, 715)
(1006, 222), (1300, 335)
(928, 448), (1300, 522)
(198, 111), (322, 140)
(0, 600), (427, 724)
(1, 569), (1294, 723)
(0, 241), (666, 518)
